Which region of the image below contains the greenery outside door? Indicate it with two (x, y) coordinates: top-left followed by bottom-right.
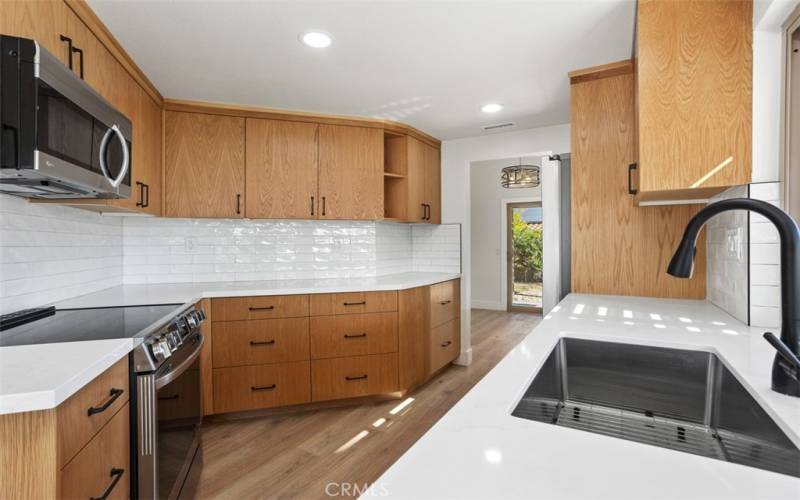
(507, 202), (542, 313)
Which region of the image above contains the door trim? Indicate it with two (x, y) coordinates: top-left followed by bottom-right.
(506, 201), (543, 314)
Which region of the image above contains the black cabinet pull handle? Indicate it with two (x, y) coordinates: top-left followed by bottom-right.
(236, 194), (242, 215)
(158, 394), (180, 401)
(90, 467), (124, 500)
(441, 341), (452, 348)
(322, 196), (326, 216)
(439, 300), (452, 305)
(249, 305), (274, 311)
(59, 35), (73, 70)
(343, 301), (366, 306)
(311, 195), (315, 216)
(250, 339), (276, 346)
(251, 384), (277, 391)
(135, 181), (144, 207)
(345, 375), (368, 381)
(628, 163), (638, 195)
(343, 333), (367, 339)
(87, 388), (124, 416)
(143, 183), (150, 208)
(71, 46), (84, 79)
(421, 203), (426, 220)
(426, 204), (431, 220)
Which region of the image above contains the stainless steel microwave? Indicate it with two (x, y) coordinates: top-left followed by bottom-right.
(0, 34), (131, 198)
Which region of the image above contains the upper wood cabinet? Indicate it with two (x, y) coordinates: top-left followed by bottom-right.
(165, 112), (246, 218)
(634, 0), (752, 203)
(318, 125), (384, 220)
(246, 119), (318, 219)
(0, 0), (71, 67)
(384, 134), (442, 223)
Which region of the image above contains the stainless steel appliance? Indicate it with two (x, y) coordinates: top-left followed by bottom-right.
(0, 34), (132, 198)
(132, 304), (205, 500)
(0, 302), (206, 499)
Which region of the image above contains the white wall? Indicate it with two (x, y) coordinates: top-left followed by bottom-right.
(441, 123), (571, 364)
(469, 157), (541, 310)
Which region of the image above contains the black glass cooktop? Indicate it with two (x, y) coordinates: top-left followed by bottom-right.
(0, 304), (181, 347)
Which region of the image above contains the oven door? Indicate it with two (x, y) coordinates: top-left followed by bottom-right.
(136, 334), (203, 500)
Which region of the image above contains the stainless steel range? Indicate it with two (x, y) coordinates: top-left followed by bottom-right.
(131, 303), (206, 500)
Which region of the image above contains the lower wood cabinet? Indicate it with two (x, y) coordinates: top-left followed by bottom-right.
(0, 357), (130, 500)
(60, 403), (130, 500)
(204, 281), (460, 415)
(213, 361), (311, 414)
(311, 353), (399, 402)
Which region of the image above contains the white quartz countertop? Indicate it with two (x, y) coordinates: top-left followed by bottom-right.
(371, 294), (800, 499)
(53, 272), (461, 309)
(0, 272), (459, 415)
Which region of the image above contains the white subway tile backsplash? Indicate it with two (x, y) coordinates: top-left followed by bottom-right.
(706, 186), (748, 324)
(749, 182), (781, 201)
(750, 264), (780, 286)
(750, 182), (782, 328)
(751, 306), (781, 327)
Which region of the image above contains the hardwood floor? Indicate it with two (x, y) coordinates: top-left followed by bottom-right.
(194, 309), (541, 499)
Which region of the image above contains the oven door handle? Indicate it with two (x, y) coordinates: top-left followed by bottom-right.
(154, 334), (204, 390)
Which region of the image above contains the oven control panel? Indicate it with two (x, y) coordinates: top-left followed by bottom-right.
(146, 307), (206, 365)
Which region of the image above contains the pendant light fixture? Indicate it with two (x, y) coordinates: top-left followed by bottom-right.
(500, 158), (540, 188)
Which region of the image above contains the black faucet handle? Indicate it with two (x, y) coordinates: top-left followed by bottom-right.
(764, 332), (800, 380)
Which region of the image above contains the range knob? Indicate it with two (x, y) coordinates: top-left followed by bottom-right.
(196, 309), (206, 321)
(150, 339), (172, 361)
(165, 332), (180, 350)
(185, 313), (198, 329)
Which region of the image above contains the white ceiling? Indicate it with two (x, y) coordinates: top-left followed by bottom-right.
(88, 0), (636, 140)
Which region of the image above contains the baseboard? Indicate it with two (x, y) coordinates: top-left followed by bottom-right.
(455, 347), (472, 366)
(471, 300), (504, 311)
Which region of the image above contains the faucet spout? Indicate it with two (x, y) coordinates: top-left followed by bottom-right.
(667, 198), (800, 397)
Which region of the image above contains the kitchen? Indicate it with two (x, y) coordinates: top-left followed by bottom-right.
(1, 0), (799, 499)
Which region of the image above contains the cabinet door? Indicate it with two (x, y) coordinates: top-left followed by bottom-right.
(637, 0), (751, 197)
(406, 137), (427, 222)
(318, 125), (383, 220)
(165, 112), (245, 218)
(245, 119), (318, 219)
(0, 1), (70, 67)
(136, 88), (162, 215)
(423, 142), (441, 224)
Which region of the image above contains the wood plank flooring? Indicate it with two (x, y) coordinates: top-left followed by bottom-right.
(194, 309), (541, 499)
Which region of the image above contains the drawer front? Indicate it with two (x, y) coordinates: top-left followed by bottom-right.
(211, 295), (309, 321)
(311, 353), (398, 401)
(310, 291), (397, 316)
(430, 280), (459, 328)
(60, 403), (130, 500)
(58, 357), (129, 468)
(213, 361), (311, 413)
(310, 312), (398, 359)
(213, 318), (310, 367)
(429, 319), (459, 374)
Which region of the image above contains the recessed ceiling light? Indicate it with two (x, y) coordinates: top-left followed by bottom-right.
(481, 103), (503, 113)
(301, 31), (333, 48)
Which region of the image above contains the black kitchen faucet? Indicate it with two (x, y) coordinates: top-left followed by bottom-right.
(667, 198), (800, 397)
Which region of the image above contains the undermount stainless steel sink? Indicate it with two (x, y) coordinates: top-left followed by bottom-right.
(512, 338), (800, 478)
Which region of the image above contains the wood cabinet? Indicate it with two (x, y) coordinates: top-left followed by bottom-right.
(0, 0), (71, 67)
(634, 0), (752, 203)
(0, 358), (130, 500)
(318, 125), (384, 220)
(203, 283), (459, 414)
(164, 111), (246, 218)
(384, 134), (442, 223)
(246, 119), (319, 219)
(570, 62), (706, 299)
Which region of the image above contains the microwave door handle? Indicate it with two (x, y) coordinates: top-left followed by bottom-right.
(98, 124), (130, 188)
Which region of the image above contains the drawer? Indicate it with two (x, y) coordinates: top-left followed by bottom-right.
(430, 280), (459, 328)
(311, 353), (398, 402)
(429, 319), (459, 374)
(213, 361), (311, 413)
(60, 403), (129, 500)
(310, 312), (397, 359)
(213, 318), (310, 367)
(310, 291), (397, 316)
(58, 357), (129, 468)
(211, 295), (309, 321)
